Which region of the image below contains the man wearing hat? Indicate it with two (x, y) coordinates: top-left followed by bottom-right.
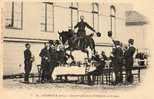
(39, 42), (51, 83)
(124, 39), (136, 84)
(24, 43), (34, 83)
(48, 40), (56, 82)
(112, 40), (123, 85)
(74, 15), (100, 49)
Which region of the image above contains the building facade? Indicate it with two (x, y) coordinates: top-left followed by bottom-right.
(2, 2), (147, 75)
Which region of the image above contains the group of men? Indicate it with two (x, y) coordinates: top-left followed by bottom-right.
(111, 38), (136, 85)
(85, 39), (136, 85)
(23, 40), (70, 83)
(39, 40), (74, 83)
(23, 38), (136, 84)
(23, 15), (136, 85)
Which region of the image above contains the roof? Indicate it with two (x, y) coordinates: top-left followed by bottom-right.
(126, 10), (148, 26)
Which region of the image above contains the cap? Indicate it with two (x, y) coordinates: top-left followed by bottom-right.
(49, 40), (54, 44)
(55, 40), (60, 44)
(25, 43), (30, 47)
(114, 40), (120, 45)
(80, 15), (84, 20)
(128, 39), (134, 44)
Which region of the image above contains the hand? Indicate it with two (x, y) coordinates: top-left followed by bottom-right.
(31, 57), (35, 62)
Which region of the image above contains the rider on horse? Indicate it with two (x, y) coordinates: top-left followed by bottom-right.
(74, 16), (96, 49)
(74, 15), (96, 37)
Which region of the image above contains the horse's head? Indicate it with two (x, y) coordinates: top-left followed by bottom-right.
(58, 30), (74, 44)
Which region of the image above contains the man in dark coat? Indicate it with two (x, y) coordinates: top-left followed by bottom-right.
(48, 40), (57, 82)
(24, 43), (33, 83)
(112, 40), (123, 85)
(74, 15), (96, 37)
(39, 42), (50, 83)
(74, 16), (96, 48)
(87, 52), (107, 85)
(124, 39), (136, 84)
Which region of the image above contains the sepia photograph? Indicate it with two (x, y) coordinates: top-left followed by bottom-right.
(0, 0), (153, 99)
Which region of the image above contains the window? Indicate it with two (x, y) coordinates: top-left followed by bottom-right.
(41, 2), (54, 32)
(92, 3), (99, 31)
(69, 2), (79, 29)
(110, 5), (116, 37)
(5, 2), (23, 30)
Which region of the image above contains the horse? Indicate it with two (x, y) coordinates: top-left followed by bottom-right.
(58, 29), (96, 58)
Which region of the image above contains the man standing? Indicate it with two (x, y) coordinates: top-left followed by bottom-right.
(112, 41), (123, 85)
(39, 42), (50, 83)
(24, 43), (33, 83)
(48, 40), (56, 82)
(124, 39), (136, 84)
(74, 16), (97, 49)
(74, 15), (96, 37)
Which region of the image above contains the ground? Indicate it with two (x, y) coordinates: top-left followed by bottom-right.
(2, 64), (147, 98)
(3, 78), (140, 89)
(2, 78), (145, 98)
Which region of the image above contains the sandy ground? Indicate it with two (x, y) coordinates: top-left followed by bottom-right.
(2, 74), (146, 98)
(3, 78), (140, 90)
(2, 64), (147, 98)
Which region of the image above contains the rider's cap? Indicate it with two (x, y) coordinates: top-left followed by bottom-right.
(80, 15), (84, 20)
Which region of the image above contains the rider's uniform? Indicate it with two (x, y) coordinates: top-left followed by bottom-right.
(74, 21), (95, 37)
(74, 21), (95, 49)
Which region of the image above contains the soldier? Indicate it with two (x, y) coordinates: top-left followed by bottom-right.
(112, 40), (123, 85)
(124, 39), (136, 84)
(24, 43), (34, 83)
(39, 42), (50, 83)
(74, 16), (97, 49)
(74, 15), (96, 37)
(48, 40), (57, 82)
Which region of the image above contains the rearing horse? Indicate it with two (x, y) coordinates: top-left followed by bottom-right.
(58, 30), (96, 58)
